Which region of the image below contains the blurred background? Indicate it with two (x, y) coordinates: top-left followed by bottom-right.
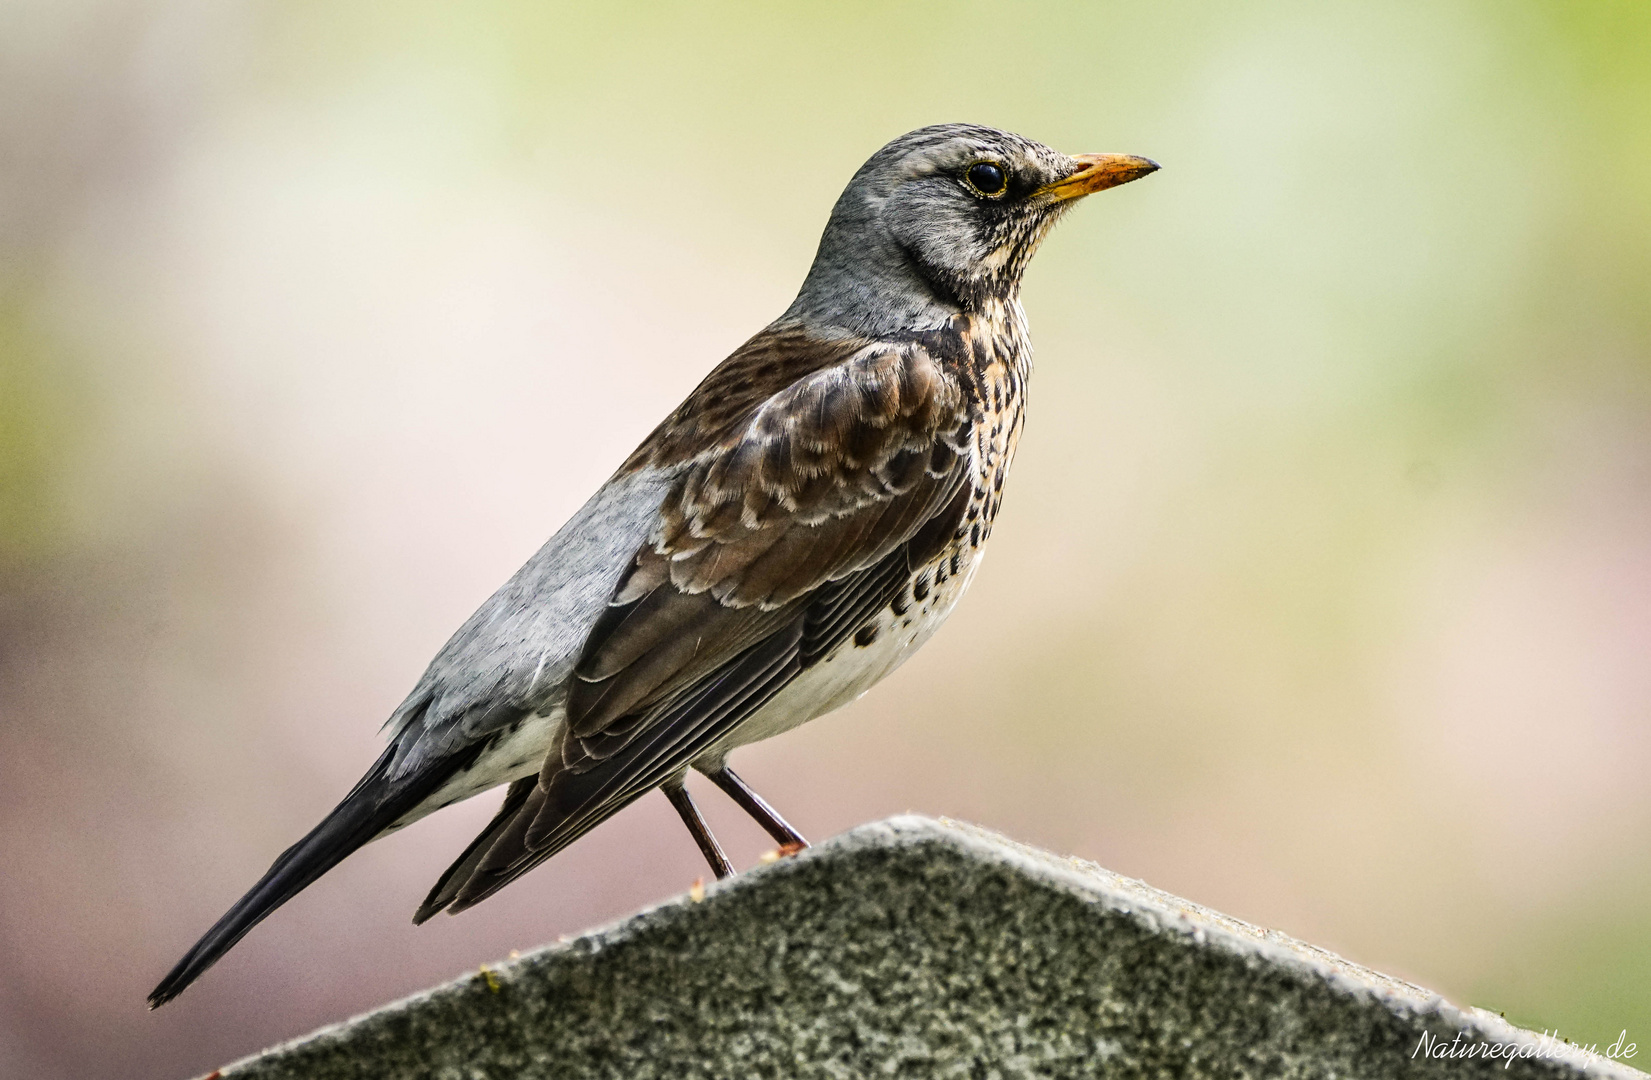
(2, 1), (1649, 1075)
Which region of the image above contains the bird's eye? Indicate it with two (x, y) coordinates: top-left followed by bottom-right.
(965, 162), (1008, 197)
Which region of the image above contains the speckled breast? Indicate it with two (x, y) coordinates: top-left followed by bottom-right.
(707, 303), (1032, 757)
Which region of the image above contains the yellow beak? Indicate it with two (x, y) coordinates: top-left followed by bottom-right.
(1039, 154), (1160, 202)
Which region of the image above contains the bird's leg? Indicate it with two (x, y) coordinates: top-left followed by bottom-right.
(661, 777), (734, 879)
(703, 765), (809, 851)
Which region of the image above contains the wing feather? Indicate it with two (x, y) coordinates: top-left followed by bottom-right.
(423, 325), (977, 915)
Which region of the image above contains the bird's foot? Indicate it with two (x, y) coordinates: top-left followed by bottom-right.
(759, 841), (807, 864)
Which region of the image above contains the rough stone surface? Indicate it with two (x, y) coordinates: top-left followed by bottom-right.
(210, 816), (1643, 1080)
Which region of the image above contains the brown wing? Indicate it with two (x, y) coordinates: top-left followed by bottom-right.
(424, 328), (976, 915)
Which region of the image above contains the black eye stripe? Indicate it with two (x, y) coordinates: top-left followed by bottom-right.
(965, 162), (1007, 196)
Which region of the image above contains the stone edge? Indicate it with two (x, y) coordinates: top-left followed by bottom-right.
(212, 814), (1646, 1080)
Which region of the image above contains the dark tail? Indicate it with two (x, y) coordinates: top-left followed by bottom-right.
(147, 745), (465, 1008)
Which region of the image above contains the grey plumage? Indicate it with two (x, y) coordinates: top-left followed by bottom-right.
(788, 125), (1076, 335)
(383, 467), (675, 784)
(148, 123), (1157, 1008)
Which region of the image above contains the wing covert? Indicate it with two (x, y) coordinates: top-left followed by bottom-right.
(572, 338), (971, 741)
(424, 332), (980, 913)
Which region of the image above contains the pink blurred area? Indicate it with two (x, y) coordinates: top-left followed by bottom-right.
(3, 3), (1650, 1077)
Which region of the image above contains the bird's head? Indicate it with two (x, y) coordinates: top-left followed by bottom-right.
(790, 124), (1157, 334)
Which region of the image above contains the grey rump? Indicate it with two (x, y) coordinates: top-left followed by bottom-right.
(148, 123), (1158, 1008)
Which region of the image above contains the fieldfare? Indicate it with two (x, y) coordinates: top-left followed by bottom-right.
(149, 124), (1157, 1007)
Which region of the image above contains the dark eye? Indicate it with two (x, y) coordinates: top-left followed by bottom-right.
(965, 162), (1007, 196)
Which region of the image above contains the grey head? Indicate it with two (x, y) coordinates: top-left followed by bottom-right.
(786, 123), (1158, 337)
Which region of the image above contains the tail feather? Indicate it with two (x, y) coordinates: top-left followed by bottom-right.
(412, 775), (536, 924)
(147, 745), (469, 1009)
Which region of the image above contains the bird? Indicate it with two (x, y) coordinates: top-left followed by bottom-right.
(147, 123), (1157, 1008)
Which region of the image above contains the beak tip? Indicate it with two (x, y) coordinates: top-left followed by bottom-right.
(1047, 153), (1163, 199)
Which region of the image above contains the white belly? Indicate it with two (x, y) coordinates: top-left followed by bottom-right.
(701, 547), (985, 762)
